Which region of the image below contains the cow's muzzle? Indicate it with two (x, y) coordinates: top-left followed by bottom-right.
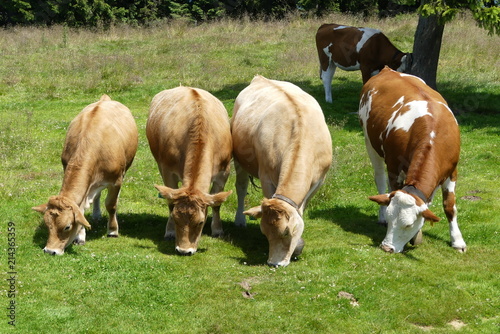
(175, 247), (196, 256)
(380, 244), (395, 253)
(43, 247), (63, 256)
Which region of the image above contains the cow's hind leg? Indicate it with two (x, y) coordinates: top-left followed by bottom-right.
(234, 160), (249, 227)
(105, 184), (121, 237)
(442, 174), (466, 252)
(92, 192), (102, 221)
(209, 168), (230, 237)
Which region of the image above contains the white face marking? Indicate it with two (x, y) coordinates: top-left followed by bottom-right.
(356, 28), (380, 53)
(384, 100), (432, 136)
(333, 26), (348, 30)
(381, 192), (427, 253)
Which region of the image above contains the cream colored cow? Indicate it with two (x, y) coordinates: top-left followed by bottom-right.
(232, 75), (332, 267)
(147, 86), (232, 255)
(33, 95), (138, 255)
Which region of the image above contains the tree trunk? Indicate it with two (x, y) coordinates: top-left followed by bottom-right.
(410, 13), (445, 90)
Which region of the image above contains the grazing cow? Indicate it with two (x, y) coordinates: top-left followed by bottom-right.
(359, 67), (467, 253)
(32, 95), (138, 255)
(316, 23), (412, 103)
(146, 86), (232, 256)
(232, 75), (332, 267)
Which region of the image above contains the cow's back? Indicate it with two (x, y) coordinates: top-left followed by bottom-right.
(147, 86), (232, 176)
(232, 75), (331, 182)
(360, 68), (459, 177)
(63, 97), (138, 172)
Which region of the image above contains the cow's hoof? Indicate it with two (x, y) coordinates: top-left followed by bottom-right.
(107, 234), (119, 238)
(164, 235), (175, 241)
(453, 245), (467, 253)
(377, 220), (388, 226)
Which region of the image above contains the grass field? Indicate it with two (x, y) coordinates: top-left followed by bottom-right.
(1, 13), (499, 333)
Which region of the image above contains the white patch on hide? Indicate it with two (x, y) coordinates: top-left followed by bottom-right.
(384, 100), (432, 135)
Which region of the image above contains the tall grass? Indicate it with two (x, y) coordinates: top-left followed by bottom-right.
(1, 13), (499, 333)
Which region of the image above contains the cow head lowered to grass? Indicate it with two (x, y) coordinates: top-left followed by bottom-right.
(32, 196), (92, 255)
(155, 186), (232, 255)
(243, 197), (306, 267)
(359, 67), (466, 253)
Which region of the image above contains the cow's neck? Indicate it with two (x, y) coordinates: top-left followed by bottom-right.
(404, 148), (442, 202)
(275, 168), (312, 208)
(59, 163), (95, 207)
(182, 153), (213, 192)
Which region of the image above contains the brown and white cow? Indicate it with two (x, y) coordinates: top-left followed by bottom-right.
(316, 23), (412, 103)
(146, 86), (232, 256)
(232, 75), (332, 267)
(32, 95), (138, 255)
(359, 67), (467, 253)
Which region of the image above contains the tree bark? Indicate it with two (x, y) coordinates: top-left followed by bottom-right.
(410, 13), (445, 90)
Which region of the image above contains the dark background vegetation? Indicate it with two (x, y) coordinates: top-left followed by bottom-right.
(1, 0), (419, 26)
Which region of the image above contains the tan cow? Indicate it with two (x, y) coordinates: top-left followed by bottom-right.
(32, 95), (138, 255)
(232, 75), (332, 267)
(146, 86), (232, 256)
(316, 23), (412, 103)
(359, 67), (466, 253)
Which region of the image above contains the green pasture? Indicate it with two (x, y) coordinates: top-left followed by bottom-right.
(1, 13), (499, 333)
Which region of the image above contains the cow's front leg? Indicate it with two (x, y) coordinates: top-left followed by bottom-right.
(164, 203), (175, 240)
(161, 172), (179, 240)
(442, 176), (466, 252)
(234, 160), (249, 227)
(209, 170), (229, 237)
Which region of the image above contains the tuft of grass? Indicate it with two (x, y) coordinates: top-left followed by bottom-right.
(1, 14), (499, 333)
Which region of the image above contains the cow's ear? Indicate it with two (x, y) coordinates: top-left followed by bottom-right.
(32, 203), (48, 214)
(368, 194), (391, 206)
(155, 185), (179, 202)
(207, 190), (232, 207)
(243, 206), (263, 219)
(72, 205), (91, 230)
(422, 209), (440, 224)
